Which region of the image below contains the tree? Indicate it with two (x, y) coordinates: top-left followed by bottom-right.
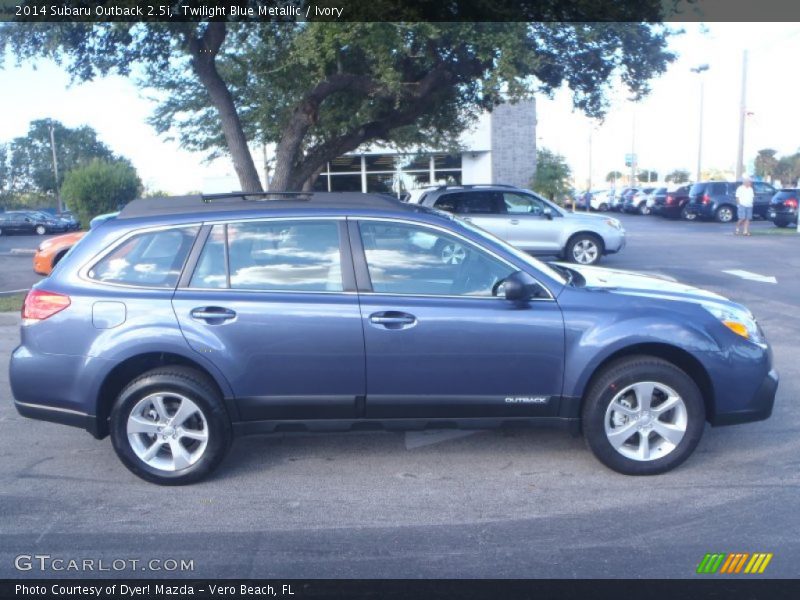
(531, 148), (572, 201)
(606, 171), (623, 183)
(637, 170), (658, 183)
(665, 169), (690, 183)
(1, 14), (676, 191)
(773, 153), (800, 188)
(7, 119), (115, 195)
(754, 149), (778, 182)
(60, 159), (142, 226)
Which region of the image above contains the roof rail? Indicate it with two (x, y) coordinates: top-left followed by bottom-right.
(434, 183), (518, 190)
(202, 191), (312, 202)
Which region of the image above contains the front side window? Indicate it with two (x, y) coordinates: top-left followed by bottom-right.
(89, 226), (199, 288)
(358, 221), (513, 297)
(503, 192), (547, 215)
(190, 220), (343, 292)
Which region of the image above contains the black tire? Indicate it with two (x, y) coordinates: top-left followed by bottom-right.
(565, 233), (603, 265)
(110, 366), (232, 485)
(681, 207), (697, 221)
(598, 203), (609, 212)
(638, 202), (650, 216)
(581, 356), (705, 476)
(35, 225), (46, 235)
(715, 205), (735, 223)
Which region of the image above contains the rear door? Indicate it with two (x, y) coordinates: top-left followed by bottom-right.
(172, 218), (365, 421)
(753, 182), (776, 217)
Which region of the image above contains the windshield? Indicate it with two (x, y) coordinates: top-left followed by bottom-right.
(454, 216), (568, 285)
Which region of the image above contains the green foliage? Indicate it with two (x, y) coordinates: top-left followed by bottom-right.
(754, 149), (778, 181)
(531, 148), (572, 201)
(665, 169), (690, 183)
(636, 170), (658, 183)
(0, 18), (677, 190)
(606, 170), (623, 183)
(774, 153), (800, 187)
(6, 119), (115, 194)
(60, 159), (141, 226)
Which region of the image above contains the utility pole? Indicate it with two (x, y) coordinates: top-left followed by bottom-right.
(48, 122), (62, 213)
(262, 142), (270, 191)
(587, 127), (593, 211)
(690, 64), (709, 182)
(630, 110), (637, 185)
(735, 50), (748, 180)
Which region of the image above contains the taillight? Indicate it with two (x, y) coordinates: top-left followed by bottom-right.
(22, 289), (71, 322)
(666, 195), (674, 205)
(702, 194), (711, 204)
(785, 198), (798, 209)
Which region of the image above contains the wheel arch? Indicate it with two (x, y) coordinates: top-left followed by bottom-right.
(563, 230), (605, 259)
(93, 352), (235, 439)
(576, 342), (715, 424)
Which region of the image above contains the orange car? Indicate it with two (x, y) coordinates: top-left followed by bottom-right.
(33, 231), (85, 275)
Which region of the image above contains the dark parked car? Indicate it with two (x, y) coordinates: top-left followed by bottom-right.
(56, 211), (81, 231)
(766, 189), (798, 228)
(684, 181), (775, 223)
(611, 187), (638, 212)
(10, 192), (777, 484)
(0, 211), (65, 235)
(652, 185), (692, 219)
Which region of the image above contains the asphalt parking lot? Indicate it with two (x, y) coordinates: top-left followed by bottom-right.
(0, 214), (798, 579)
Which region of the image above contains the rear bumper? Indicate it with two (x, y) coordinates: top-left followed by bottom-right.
(684, 202), (715, 218)
(710, 368), (778, 426)
(13, 399), (100, 437)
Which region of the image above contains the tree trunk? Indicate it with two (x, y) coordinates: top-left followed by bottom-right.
(187, 24), (263, 193)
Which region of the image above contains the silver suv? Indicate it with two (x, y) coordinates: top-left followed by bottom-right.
(410, 185), (626, 265)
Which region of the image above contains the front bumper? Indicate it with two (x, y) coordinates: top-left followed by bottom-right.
(711, 368), (778, 426)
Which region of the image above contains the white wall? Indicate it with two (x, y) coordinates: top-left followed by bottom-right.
(461, 151), (492, 184)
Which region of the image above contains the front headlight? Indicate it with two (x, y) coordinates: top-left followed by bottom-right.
(702, 303), (765, 345)
(604, 218), (622, 230)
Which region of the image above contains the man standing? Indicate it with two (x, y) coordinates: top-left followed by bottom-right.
(735, 176), (754, 236)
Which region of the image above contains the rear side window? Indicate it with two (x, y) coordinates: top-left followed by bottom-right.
(709, 183), (727, 195)
(89, 226), (199, 288)
(435, 192), (500, 214)
(190, 220), (343, 292)
(689, 183), (707, 196)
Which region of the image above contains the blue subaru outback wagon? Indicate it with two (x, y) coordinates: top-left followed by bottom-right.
(10, 192), (778, 484)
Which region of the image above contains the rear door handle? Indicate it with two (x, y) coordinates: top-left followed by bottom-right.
(190, 307), (237, 323)
(509, 219), (520, 225)
(369, 311), (417, 329)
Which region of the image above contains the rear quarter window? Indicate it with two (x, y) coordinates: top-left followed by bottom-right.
(689, 183), (707, 196)
(88, 226), (199, 288)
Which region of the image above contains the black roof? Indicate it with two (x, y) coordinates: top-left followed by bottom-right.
(118, 191), (410, 219)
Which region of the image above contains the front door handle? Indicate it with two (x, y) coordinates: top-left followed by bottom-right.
(369, 311), (417, 329)
(190, 307), (237, 323)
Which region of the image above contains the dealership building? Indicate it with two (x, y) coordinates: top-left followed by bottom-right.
(204, 100), (537, 194)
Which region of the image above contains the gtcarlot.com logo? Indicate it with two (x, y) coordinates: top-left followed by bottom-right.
(696, 552), (773, 574)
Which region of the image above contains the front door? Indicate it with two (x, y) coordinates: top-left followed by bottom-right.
(500, 191), (563, 253)
(173, 219), (365, 421)
(352, 219), (565, 419)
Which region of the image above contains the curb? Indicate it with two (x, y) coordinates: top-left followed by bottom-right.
(9, 248), (36, 255)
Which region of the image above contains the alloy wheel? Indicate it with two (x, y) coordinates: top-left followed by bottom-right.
(127, 392), (209, 472)
(441, 242), (467, 265)
(603, 381), (688, 462)
(572, 239), (599, 264)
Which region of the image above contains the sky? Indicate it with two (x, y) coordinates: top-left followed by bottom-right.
(1, 22), (800, 194)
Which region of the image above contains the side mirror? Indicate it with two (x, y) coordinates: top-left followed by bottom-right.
(543, 208), (553, 220)
(496, 271), (548, 301)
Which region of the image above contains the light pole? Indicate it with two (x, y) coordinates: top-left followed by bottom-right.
(690, 64), (709, 182)
(48, 122), (63, 213)
(735, 50), (749, 180)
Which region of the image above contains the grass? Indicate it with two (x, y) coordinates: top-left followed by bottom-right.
(0, 293), (25, 313)
(749, 226), (799, 236)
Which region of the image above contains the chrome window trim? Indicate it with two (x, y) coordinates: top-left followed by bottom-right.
(78, 222), (203, 291)
(353, 216), (556, 301)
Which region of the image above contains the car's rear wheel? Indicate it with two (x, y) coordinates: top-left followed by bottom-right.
(35, 225), (46, 235)
(566, 234), (603, 265)
(638, 202), (650, 216)
(715, 205), (735, 223)
(598, 203), (609, 212)
(110, 366), (232, 485)
(582, 356), (705, 475)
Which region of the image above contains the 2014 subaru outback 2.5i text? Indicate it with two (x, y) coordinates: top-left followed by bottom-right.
(10, 192), (778, 484)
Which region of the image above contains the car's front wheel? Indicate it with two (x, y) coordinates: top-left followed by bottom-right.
(638, 202), (650, 216)
(681, 207), (697, 221)
(110, 366), (232, 485)
(598, 203), (609, 212)
(35, 225), (46, 235)
(582, 356), (705, 475)
(566, 234), (603, 265)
